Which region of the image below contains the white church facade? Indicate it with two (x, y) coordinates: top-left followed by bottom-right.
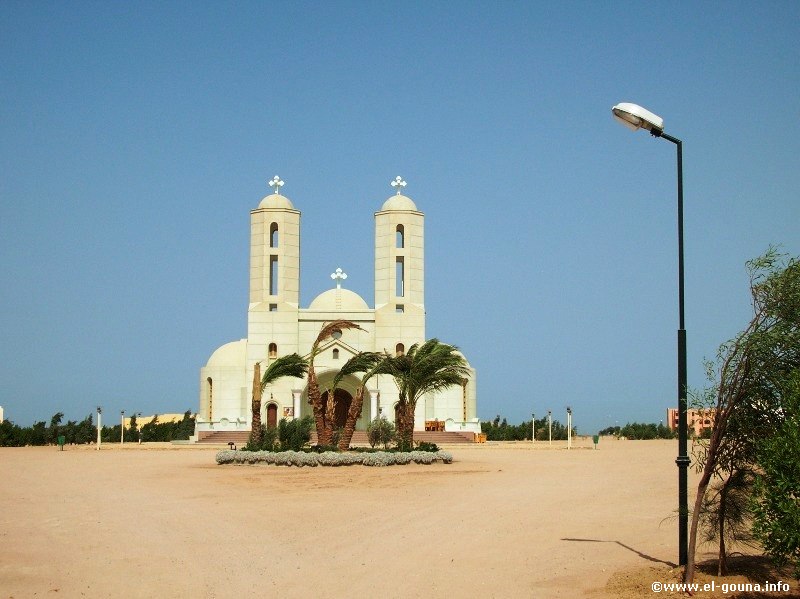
(195, 177), (478, 437)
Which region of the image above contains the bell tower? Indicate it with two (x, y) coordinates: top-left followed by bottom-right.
(249, 176), (300, 308)
(374, 176), (425, 353)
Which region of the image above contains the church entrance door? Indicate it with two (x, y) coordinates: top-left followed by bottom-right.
(266, 403), (278, 429)
(320, 389), (353, 430)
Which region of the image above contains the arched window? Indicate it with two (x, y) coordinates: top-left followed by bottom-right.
(395, 343), (405, 356)
(270, 222), (279, 248)
(333, 349), (340, 360)
(396, 224), (404, 248)
(268, 343), (277, 359)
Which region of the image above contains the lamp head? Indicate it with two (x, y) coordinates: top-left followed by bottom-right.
(612, 102), (664, 135)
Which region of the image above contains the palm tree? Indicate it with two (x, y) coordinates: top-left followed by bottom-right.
(307, 320), (364, 446)
(250, 362), (263, 447)
(381, 339), (470, 449)
(331, 352), (386, 450)
(249, 353), (308, 448)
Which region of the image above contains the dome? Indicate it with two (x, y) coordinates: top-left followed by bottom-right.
(309, 288), (370, 311)
(380, 194), (418, 212)
(258, 193), (295, 210)
(206, 339), (247, 368)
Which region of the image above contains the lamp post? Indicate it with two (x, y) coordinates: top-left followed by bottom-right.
(566, 406), (572, 450)
(121, 410), (125, 445)
(96, 406), (102, 450)
(612, 102), (689, 567)
(548, 410), (552, 446)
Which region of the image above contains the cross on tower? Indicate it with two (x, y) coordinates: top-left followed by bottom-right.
(390, 176), (407, 195)
(269, 175), (284, 195)
(330, 267), (347, 289)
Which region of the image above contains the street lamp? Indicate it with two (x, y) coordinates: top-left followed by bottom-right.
(121, 410), (125, 445)
(612, 101), (689, 567)
(548, 410), (552, 446)
(532, 413), (535, 444)
(96, 406), (102, 450)
(566, 406), (572, 450)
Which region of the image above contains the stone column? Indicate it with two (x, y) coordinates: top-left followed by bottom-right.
(292, 389), (302, 420)
(369, 389), (379, 421)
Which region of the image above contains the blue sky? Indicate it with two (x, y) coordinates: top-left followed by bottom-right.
(1, 1), (798, 433)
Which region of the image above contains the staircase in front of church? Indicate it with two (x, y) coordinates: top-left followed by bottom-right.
(195, 430), (476, 446)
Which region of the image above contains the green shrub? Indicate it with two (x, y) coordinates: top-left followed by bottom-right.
(367, 417), (396, 449)
(415, 441), (439, 452)
(278, 416), (313, 451)
(246, 425), (280, 451)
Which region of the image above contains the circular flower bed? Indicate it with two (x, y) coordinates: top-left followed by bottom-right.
(216, 449), (453, 467)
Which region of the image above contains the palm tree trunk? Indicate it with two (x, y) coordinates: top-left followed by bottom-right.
(338, 387), (365, 450)
(685, 458), (714, 582)
(307, 365), (333, 446)
(250, 362), (263, 447)
(324, 386), (337, 434)
(396, 402), (415, 450)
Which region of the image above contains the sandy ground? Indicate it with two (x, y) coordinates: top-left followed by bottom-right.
(1, 438), (797, 598)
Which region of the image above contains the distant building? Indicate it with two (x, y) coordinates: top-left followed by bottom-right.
(666, 407), (715, 436)
(124, 413), (187, 428)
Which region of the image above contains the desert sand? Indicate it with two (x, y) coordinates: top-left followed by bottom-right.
(1, 438), (796, 598)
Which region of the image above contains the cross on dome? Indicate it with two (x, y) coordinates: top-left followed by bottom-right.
(330, 267), (348, 289)
(390, 176), (407, 195)
(269, 175), (284, 195)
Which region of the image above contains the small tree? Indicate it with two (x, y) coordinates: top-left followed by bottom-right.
(685, 250), (800, 582)
(48, 412), (64, 445)
(367, 416), (396, 449)
(278, 416), (314, 451)
(380, 339), (470, 450)
(751, 371), (800, 575)
(248, 353), (308, 449)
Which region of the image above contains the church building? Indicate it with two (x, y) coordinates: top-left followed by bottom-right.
(195, 177), (478, 438)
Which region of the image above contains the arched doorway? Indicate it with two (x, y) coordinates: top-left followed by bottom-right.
(320, 389), (353, 429)
(266, 403), (278, 429)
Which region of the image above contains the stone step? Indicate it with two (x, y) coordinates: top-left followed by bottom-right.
(196, 431), (250, 445)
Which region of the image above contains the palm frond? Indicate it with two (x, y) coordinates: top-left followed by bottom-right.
(311, 320), (365, 356)
(379, 339), (470, 409)
(332, 352), (385, 389)
(261, 354), (308, 389)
